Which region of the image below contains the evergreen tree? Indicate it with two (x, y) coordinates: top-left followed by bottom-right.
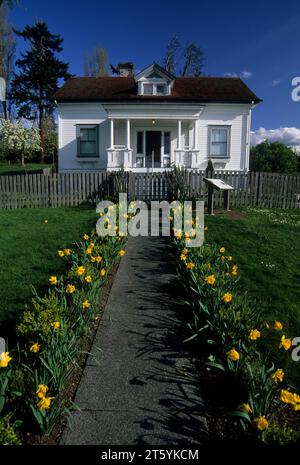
(10, 21), (70, 162)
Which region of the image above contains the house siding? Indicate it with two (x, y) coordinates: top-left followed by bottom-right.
(58, 103), (108, 172)
(196, 104), (250, 171)
(57, 102), (251, 172)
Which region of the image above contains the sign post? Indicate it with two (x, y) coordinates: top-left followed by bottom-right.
(203, 178), (234, 215)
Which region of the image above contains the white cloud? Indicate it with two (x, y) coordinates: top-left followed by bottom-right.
(272, 79), (281, 86)
(224, 70), (252, 79)
(241, 70), (252, 79)
(251, 127), (300, 152)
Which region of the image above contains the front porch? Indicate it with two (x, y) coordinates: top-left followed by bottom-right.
(106, 116), (201, 171)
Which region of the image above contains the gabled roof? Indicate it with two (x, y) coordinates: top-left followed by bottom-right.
(53, 76), (262, 104)
(135, 62), (175, 81)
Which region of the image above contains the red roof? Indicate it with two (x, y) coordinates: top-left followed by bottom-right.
(53, 76), (261, 104)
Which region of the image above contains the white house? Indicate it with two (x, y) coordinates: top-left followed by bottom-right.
(54, 62), (261, 173)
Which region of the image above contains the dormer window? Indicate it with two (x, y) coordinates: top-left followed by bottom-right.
(142, 82), (167, 95)
(136, 63), (175, 96)
(143, 83), (154, 95)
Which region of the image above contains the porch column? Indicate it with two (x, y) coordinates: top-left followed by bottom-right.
(193, 119), (198, 149)
(177, 120), (182, 149)
(126, 119), (131, 149)
(110, 119), (114, 149)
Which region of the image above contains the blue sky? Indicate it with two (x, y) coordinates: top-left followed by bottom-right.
(9, 0), (300, 148)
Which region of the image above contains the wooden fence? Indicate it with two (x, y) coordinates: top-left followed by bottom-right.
(0, 170), (299, 209)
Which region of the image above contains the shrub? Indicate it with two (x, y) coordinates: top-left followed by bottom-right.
(0, 414), (22, 445)
(17, 291), (64, 342)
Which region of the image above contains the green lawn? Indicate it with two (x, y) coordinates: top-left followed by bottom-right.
(0, 206), (96, 321)
(205, 207), (300, 384)
(0, 163), (52, 174)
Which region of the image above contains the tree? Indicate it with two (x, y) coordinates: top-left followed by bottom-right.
(163, 35), (180, 75)
(0, 3), (16, 119)
(9, 21), (70, 163)
(163, 35), (204, 76)
(84, 45), (109, 77)
(0, 118), (41, 164)
(250, 140), (299, 174)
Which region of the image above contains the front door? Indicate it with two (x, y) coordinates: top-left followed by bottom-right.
(146, 131), (161, 168)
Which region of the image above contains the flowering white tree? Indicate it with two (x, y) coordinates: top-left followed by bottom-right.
(0, 119), (41, 164)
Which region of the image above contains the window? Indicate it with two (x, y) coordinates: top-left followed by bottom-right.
(77, 125), (99, 157)
(156, 84), (166, 95)
(164, 131), (170, 155)
(141, 82), (168, 95)
(143, 84), (153, 95)
(137, 131), (144, 153)
(209, 127), (230, 158)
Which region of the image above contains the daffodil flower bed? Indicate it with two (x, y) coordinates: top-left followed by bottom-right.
(173, 225), (300, 445)
(0, 206), (129, 443)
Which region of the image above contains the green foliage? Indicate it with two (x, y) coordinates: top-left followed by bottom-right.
(250, 141), (299, 174)
(261, 420), (299, 445)
(9, 20), (70, 162)
(17, 291), (64, 342)
(173, 208), (300, 443)
(205, 158), (214, 176)
(0, 414), (22, 445)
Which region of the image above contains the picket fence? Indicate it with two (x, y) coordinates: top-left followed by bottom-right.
(0, 170), (299, 210)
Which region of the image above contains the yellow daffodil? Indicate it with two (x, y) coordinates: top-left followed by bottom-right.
(49, 276), (58, 286)
(221, 255), (225, 261)
(219, 247), (225, 254)
(274, 321), (283, 330)
(100, 268), (106, 277)
(227, 348), (239, 361)
(90, 256), (96, 263)
(63, 249), (72, 256)
(66, 284), (76, 294)
(30, 343), (41, 353)
(57, 250), (64, 257)
(37, 396), (54, 411)
(51, 321), (60, 330)
(204, 226), (208, 232)
(265, 322), (270, 329)
(95, 255), (102, 263)
(227, 256), (232, 261)
(36, 384), (48, 398)
(182, 248), (188, 255)
(86, 247), (92, 255)
(280, 389), (298, 405)
(222, 292), (232, 304)
(279, 335), (292, 351)
(249, 329), (261, 341)
(82, 300), (91, 309)
(231, 265), (238, 276)
(118, 250), (125, 257)
(85, 275), (92, 283)
(76, 266), (85, 276)
(272, 369), (284, 383)
(180, 253), (187, 261)
(186, 262), (195, 270)
(175, 231), (182, 240)
(241, 403), (252, 414)
(255, 416), (268, 431)
(0, 352), (12, 368)
(206, 275), (216, 286)
(83, 234), (89, 240)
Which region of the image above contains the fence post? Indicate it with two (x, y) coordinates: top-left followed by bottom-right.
(256, 171), (261, 206)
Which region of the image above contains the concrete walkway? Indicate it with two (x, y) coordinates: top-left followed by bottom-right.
(61, 235), (207, 445)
